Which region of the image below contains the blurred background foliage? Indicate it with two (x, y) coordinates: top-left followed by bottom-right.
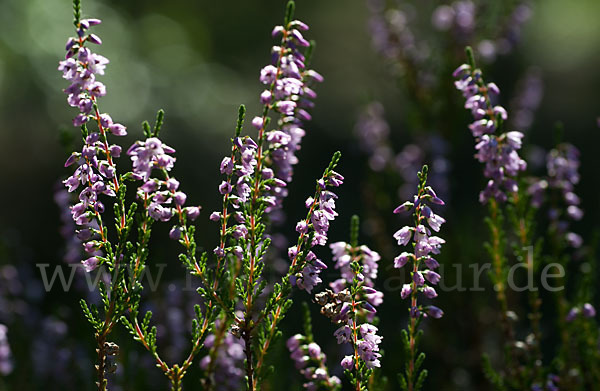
(0, 0), (599, 390)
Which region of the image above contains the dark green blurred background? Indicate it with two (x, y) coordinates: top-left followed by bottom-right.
(0, 0), (599, 390)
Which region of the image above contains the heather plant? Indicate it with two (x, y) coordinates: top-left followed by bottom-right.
(454, 47), (535, 388)
(19, 0), (595, 390)
(393, 166), (445, 391)
(316, 215), (384, 389)
(58, 0), (346, 389)
(353, 0), (538, 269)
(453, 48), (599, 391)
(287, 303), (342, 390)
(529, 140), (600, 389)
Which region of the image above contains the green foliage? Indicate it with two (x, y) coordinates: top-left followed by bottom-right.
(235, 105), (246, 137)
(80, 299), (101, 330)
(482, 354), (506, 391)
(301, 302), (313, 341)
(415, 369), (428, 391)
(350, 215), (360, 248)
(153, 109), (165, 136)
(72, 0), (81, 26)
(284, 0), (295, 26)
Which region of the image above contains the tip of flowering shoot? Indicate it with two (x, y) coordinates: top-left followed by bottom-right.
(325, 151), (341, 173)
(284, 1), (296, 26)
(465, 46), (476, 68)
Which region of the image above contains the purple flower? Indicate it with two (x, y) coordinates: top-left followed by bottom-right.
(583, 303), (596, 318)
(82, 256), (100, 272)
(426, 212), (445, 232)
(424, 270), (441, 285)
(287, 334), (303, 351)
(529, 143), (583, 247)
(334, 325), (351, 344)
(201, 322), (245, 390)
(422, 286), (437, 299)
(220, 157), (233, 175)
(173, 191), (187, 206)
(401, 284), (412, 299)
(276, 100), (297, 115)
(219, 181), (232, 195)
(185, 206), (201, 221)
(148, 203), (173, 222)
(260, 65), (278, 84)
(295, 220), (308, 234)
(328, 236), (383, 333)
(423, 256), (440, 269)
(0, 325), (13, 376)
(127, 134), (200, 231)
(169, 226), (181, 240)
(566, 232), (583, 248)
(454, 60), (527, 203)
(566, 307), (579, 322)
(292, 168), (343, 293)
(357, 324), (382, 368)
(128, 137), (176, 182)
(287, 334), (340, 389)
(426, 306), (444, 319)
(341, 355), (353, 370)
(296, 265), (322, 293)
(394, 168), (445, 321)
(394, 226), (412, 246)
(394, 201), (415, 214)
(252, 17), (324, 219)
(307, 342), (321, 359)
(413, 271), (425, 286)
